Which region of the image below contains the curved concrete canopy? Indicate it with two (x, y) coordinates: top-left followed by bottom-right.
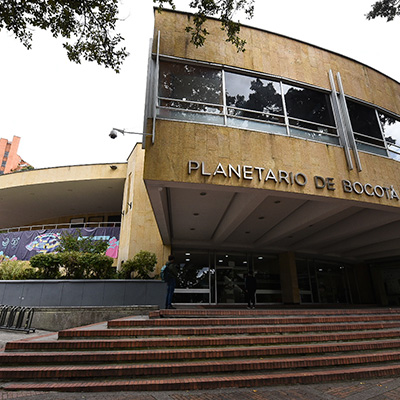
(0, 163), (126, 229)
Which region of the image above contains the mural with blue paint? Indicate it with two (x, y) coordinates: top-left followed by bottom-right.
(0, 227), (120, 261)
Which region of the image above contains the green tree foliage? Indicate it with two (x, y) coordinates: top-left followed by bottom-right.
(0, 0), (128, 72)
(0, 257), (37, 280)
(367, 0), (400, 21)
(59, 230), (108, 254)
(155, 0), (254, 52)
(29, 231), (114, 279)
(118, 250), (158, 279)
(29, 253), (61, 279)
(0, 1), (254, 72)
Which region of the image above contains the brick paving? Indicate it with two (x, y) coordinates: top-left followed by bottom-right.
(2, 377), (400, 400)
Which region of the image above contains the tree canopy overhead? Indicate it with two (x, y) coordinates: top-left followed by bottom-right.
(155, 0), (254, 52)
(1, 1), (397, 73)
(0, 0), (128, 73)
(366, 0), (400, 21)
(0, 1), (254, 73)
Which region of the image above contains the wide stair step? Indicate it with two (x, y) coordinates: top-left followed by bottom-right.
(1, 307), (400, 392)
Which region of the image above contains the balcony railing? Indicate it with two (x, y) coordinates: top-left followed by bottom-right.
(1, 222), (121, 234)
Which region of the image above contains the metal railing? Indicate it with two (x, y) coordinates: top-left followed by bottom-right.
(1, 222), (121, 234)
(0, 305), (35, 333)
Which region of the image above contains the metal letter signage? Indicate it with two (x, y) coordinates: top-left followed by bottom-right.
(188, 161), (399, 202)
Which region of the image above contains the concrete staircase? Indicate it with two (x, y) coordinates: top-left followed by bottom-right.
(2, 307), (400, 392)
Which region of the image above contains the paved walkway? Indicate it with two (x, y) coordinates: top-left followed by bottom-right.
(1, 377), (400, 400)
(2, 325), (400, 399)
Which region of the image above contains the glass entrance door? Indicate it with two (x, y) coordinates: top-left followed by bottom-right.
(215, 253), (248, 304)
(173, 251), (212, 304)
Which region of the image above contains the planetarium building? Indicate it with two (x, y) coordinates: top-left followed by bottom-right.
(2, 9), (400, 307)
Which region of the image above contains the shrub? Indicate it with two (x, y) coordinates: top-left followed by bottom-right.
(30, 253), (62, 279)
(60, 252), (114, 279)
(28, 229), (115, 280)
(118, 250), (157, 279)
(84, 253), (115, 279)
(30, 251), (115, 279)
(0, 259), (37, 280)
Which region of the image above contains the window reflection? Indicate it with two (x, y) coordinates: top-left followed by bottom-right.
(159, 61), (222, 112)
(347, 100), (384, 148)
(283, 84), (336, 131)
(379, 113), (400, 160)
(174, 252), (210, 290)
(225, 72), (284, 122)
(156, 60), (400, 161)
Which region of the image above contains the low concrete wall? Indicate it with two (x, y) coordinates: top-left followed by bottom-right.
(32, 305), (158, 331)
(0, 280), (166, 307)
(0, 280), (166, 330)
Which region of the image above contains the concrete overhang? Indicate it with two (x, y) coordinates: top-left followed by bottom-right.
(0, 163), (127, 229)
(145, 179), (400, 263)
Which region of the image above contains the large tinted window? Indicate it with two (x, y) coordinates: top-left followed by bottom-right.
(283, 84), (336, 130)
(225, 72), (283, 122)
(346, 100), (384, 146)
(159, 61), (222, 109)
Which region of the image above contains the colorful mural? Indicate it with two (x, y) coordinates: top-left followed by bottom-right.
(0, 227), (120, 260)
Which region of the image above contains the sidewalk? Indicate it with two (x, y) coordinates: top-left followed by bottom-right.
(1, 329), (400, 399)
(1, 377), (400, 400)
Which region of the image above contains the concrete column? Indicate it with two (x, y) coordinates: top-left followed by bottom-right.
(279, 252), (300, 304)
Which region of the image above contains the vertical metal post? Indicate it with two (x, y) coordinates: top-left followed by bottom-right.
(328, 70), (353, 170)
(336, 72), (362, 171)
(152, 31), (161, 145)
(375, 109), (390, 157)
(222, 69), (228, 126)
(142, 37), (155, 149)
(280, 81), (290, 136)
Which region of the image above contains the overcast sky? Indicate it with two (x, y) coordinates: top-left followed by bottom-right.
(0, 0), (399, 170)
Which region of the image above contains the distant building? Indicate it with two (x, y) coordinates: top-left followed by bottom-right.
(0, 136), (32, 175)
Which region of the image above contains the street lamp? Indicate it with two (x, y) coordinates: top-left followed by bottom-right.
(109, 128), (151, 139)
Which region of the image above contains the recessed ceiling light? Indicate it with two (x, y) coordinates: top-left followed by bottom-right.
(185, 252), (191, 256)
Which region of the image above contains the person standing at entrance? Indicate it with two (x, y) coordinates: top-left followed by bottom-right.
(245, 271), (257, 309)
(165, 255), (178, 309)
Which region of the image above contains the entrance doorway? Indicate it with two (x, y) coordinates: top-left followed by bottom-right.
(171, 250), (354, 305)
(173, 250), (283, 305)
(297, 258), (352, 304)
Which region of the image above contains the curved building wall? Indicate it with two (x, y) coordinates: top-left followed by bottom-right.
(145, 120), (400, 208)
(154, 11), (400, 114)
(146, 10), (400, 209)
